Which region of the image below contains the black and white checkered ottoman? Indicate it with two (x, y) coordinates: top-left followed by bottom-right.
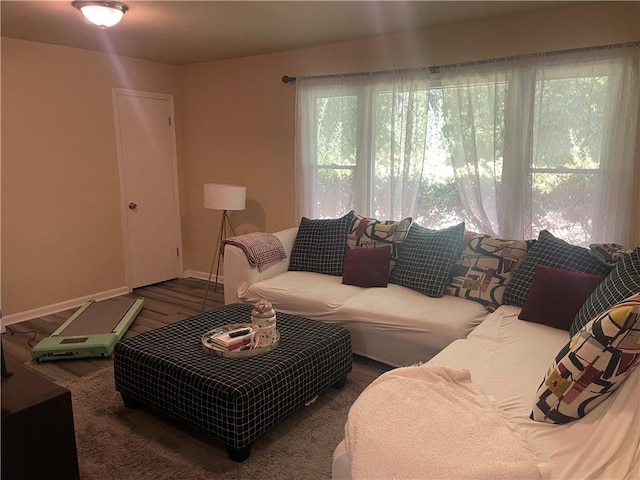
(113, 303), (352, 461)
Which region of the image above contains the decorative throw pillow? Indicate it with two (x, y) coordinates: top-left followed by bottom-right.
(589, 243), (634, 267)
(445, 234), (532, 310)
(288, 211), (354, 276)
(346, 213), (412, 271)
(389, 222), (465, 298)
(342, 245), (392, 288)
(531, 294), (640, 424)
(518, 265), (605, 331)
(503, 230), (612, 308)
(570, 247), (640, 336)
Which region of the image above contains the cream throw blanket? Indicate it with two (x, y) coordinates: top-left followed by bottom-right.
(345, 366), (549, 480)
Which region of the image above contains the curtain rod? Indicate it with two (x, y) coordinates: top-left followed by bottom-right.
(281, 41), (639, 84)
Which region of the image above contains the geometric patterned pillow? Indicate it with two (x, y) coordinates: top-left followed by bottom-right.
(531, 294), (640, 424)
(346, 212), (412, 272)
(389, 222), (465, 298)
(445, 233), (533, 311)
(503, 230), (613, 308)
(570, 247), (640, 337)
(288, 211), (354, 276)
(589, 243), (634, 267)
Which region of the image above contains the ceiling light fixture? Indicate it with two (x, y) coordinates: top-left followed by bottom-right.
(72, 1), (129, 28)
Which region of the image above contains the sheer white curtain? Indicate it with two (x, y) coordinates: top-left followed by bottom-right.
(440, 45), (639, 245)
(295, 76), (366, 220)
(295, 71), (433, 221)
(439, 65), (525, 238)
(593, 47), (640, 243)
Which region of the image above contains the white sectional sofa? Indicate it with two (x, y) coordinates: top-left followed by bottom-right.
(332, 305), (640, 479)
(224, 213), (640, 479)
(223, 226), (490, 367)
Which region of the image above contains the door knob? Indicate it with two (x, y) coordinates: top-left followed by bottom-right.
(128, 202), (137, 210)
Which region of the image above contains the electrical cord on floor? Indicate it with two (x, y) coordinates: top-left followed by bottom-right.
(5, 325), (38, 348)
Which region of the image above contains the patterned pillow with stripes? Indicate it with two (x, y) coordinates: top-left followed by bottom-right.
(346, 213), (412, 273)
(445, 233), (533, 311)
(531, 294), (640, 424)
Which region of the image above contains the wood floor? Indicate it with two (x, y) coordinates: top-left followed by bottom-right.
(2, 278), (390, 385)
(2, 278), (226, 385)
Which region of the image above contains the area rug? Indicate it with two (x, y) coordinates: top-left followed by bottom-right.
(67, 365), (374, 480)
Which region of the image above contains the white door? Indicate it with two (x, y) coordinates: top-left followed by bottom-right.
(113, 89), (181, 288)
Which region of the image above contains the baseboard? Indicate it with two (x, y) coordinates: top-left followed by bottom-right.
(184, 270), (225, 284)
(2, 273), (225, 327)
(1, 286), (131, 327)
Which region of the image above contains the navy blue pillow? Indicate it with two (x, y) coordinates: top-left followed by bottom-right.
(503, 230), (612, 307)
(570, 247), (640, 336)
(288, 211), (354, 276)
(389, 222), (465, 298)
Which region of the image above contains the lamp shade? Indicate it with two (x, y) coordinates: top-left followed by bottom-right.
(204, 184), (246, 211)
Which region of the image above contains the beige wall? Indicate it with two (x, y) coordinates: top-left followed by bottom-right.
(1, 38), (181, 315)
(180, 2), (640, 275)
(2, 1), (639, 317)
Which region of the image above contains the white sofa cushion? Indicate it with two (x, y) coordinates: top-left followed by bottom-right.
(344, 365), (548, 480)
(337, 285), (488, 366)
(431, 309), (569, 417)
(336, 309), (640, 479)
(243, 273), (489, 367)
(425, 310), (640, 479)
(244, 271), (363, 320)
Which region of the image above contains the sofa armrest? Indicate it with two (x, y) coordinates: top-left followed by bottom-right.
(223, 227), (299, 305)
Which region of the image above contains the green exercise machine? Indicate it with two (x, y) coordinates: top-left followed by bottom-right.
(31, 297), (144, 362)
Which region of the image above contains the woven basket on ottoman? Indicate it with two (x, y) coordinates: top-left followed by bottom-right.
(113, 303), (352, 461)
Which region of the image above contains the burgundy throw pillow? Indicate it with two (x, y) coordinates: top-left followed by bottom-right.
(518, 265), (605, 331)
(342, 246), (392, 288)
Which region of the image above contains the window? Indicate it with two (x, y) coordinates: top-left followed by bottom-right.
(313, 90), (358, 218)
(530, 72), (607, 243)
(295, 46), (639, 246)
(297, 74), (459, 227)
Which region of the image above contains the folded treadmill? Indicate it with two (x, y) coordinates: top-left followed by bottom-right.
(31, 297), (144, 362)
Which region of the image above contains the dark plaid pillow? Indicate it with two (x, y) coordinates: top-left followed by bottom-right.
(503, 230), (613, 307)
(570, 247), (640, 336)
(288, 211), (354, 276)
(389, 222), (465, 298)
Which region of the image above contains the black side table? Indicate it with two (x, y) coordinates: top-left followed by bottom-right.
(1, 355), (80, 480)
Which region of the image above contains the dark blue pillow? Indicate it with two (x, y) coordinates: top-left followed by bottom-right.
(570, 247), (640, 336)
(389, 222), (465, 298)
(503, 230), (612, 307)
(288, 211), (354, 276)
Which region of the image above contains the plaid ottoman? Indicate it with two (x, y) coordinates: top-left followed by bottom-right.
(113, 303), (352, 461)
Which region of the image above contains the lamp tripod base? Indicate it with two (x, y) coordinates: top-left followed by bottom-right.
(1, 339), (13, 378)
(202, 210), (237, 310)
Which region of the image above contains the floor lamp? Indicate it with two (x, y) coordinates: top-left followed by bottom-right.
(1, 310), (11, 377)
(202, 183), (246, 310)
